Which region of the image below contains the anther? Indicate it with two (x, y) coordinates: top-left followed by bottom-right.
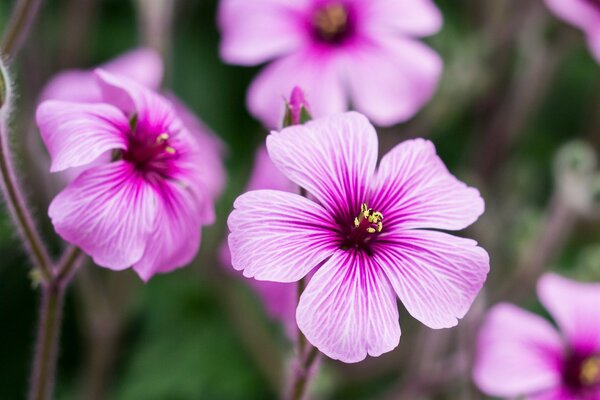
(580, 356), (600, 386)
(165, 146), (176, 154)
(156, 133), (170, 144)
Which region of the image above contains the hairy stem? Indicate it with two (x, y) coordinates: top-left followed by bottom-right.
(1, 0), (44, 59)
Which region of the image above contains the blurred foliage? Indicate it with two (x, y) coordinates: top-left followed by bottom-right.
(1, 0), (600, 399)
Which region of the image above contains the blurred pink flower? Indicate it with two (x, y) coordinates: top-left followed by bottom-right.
(474, 273), (600, 399)
(220, 146), (298, 337)
(37, 70), (216, 281)
(219, 0), (443, 128)
(38, 48), (226, 197)
(544, 0), (600, 63)
(228, 112), (488, 363)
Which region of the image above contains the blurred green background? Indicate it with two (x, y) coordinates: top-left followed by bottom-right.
(1, 0), (600, 399)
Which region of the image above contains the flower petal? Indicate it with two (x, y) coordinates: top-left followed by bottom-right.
(297, 249), (401, 363)
(48, 161), (158, 269)
(362, 0), (443, 37)
(372, 230), (489, 329)
(247, 145), (297, 193)
(36, 100), (129, 172)
(538, 273), (600, 354)
(345, 38), (442, 126)
(228, 190), (338, 282)
(247, 51), (346, 129)
(218, 0), (306, 65)
(371, 138), (484, 231)
(588, 27), (600, 64)
(101, 47), (163, 90)
(267, 112), (377, 222)
(133, 181), (204, 282)
(473, 303), (564, 398)
(544, 0), (600, 33)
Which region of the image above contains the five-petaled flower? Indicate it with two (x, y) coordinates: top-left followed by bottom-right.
(37, 70), (216, 281)
(219, 0), (443, 128)
(544, 0), (600, 63)
(228, 112), (489, 362)
(474, 273), (600, 399)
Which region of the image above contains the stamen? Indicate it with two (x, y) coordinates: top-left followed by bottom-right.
(580, 356), (600, 386)
(313, 3), (349, 42)
(165, 146), (176, 154)
(156, 133), (170, 144)
(355, 203), (384, 234)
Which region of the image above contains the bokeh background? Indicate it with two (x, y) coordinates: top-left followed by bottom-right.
(1, 0), (600, 399)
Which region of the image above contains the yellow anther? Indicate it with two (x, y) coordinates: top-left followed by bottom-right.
(366, 227), (376, 234)
(165, 146), (176, 154)
(580, 356), (600, 386)
(354, 217), (360, 228)
(156, 133), (170, 144)
(355, 203), (384, 234)
(376, 222), (383, 233)
(314, 3), (348, 38)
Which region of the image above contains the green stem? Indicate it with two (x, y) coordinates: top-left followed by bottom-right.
(1, 0), (44, 59)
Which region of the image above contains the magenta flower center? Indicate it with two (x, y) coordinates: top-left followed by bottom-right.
(342, 203), (384, 250)
(312, 3), (353, 44)
(122, 130), (177, 176)
(564, 354), (600, 392)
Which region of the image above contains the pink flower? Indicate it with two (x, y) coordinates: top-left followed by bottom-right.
(219, 0), (443, 128)
(37, 48), (226, 198)
(228, 112), (489, 362)
(544, 0), (600, 63)
(221, 145), (298, 337)
(36, 70), (216, 281)
(474, 274), (600, 399)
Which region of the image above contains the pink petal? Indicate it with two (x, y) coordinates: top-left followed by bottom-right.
(94, 69), (178, 131)
(473, 304), (564, 398)
(296, 249), (401, 363)
(218, 0), (306, 65)
(538, 273), (600, 354)
(133, 181), (204, 282)
(372, 230), (489, 329)
(48, 161), (158, 269)
(544, 0), (600, 33)
(345, 37), (442, 126)
(362, 0), (442, 37)
(36, 100), (129, 172)
(588, 26), (600, 64)
(39, 47), (163, 103)
(247, 51), (345, 128)
(267, 112), (377, 221)
(246, 145), (297, 193)
(228, 189), (338, 282)
(372, 138), (484, 231)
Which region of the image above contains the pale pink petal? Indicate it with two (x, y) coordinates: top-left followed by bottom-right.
(588, 26), (600, 64)
(39, 48), (163, 103)
(371, 138), (484, 231)
(248, 51), (345, 129)
(345, 37), (442, 126)
(48, 161), (158, 269)
(228, 190), (339, 282)
(94, 69), (178, 131)
(247, 145), (297, 193)
(297, 249), (400, 363)
(36, 100), (129, 172)
(372, 230), (489, 329)
(538, 273), (600, 353)
(529, 388), (580, 400)
(473, 304), (564, 398)
(218, 0), (307, 65)
(544, 0), (600, 33)
(266, 112), (377, 221)
(362, 0), (442, 37)
(133, 181), (204, 282)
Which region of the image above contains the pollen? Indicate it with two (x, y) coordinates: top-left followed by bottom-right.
(580, 356), (600, 386)
(356, 203), (384, 234)
(313, 3), (350, 43)
(156, 133), (170, 144)
(165, 146), (176, 154)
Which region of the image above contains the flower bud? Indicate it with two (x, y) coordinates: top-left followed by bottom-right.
(282, 86), (312, 127)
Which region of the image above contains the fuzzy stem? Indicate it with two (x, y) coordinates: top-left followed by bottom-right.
(0, 61), (53, 282)
(1, 0), (44, 59)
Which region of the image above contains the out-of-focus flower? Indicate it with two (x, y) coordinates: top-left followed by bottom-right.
(221, 146), (298, 337)
(544, 0), (600, 63)
(37, 70), (215, 281)
(219, 0), (443, 128)
(37, 48), (226, 197)
(228, 112), (488, 363)
(474, 273), (600, 399)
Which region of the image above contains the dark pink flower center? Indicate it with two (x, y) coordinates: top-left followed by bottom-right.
(312, 2), (354, 44)
(341, 203), (384, 250)
(122, 130), (177, 177)
(563, 353), (600, 394)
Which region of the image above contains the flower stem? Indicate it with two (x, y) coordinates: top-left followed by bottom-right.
(1, 0), (44, 59)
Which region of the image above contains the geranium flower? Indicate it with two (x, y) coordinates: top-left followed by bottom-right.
(228, 112), (489, 362)
(544, 0), (600, 63)
(219, 0), (443, 128)
(36, 70), (216, 281)
(474, 273), (600, 399)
